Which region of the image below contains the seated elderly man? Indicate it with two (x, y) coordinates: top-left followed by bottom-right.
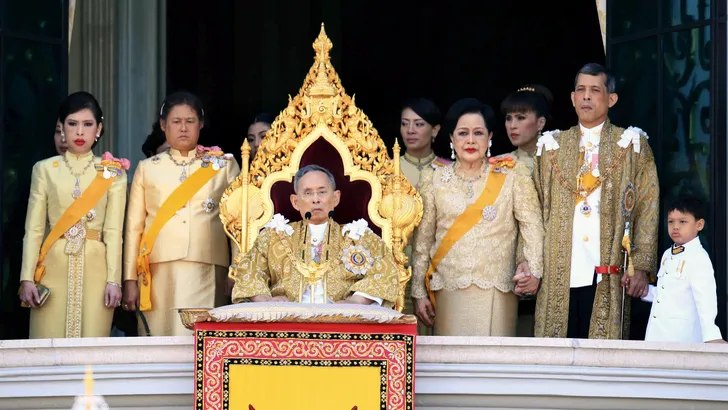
(231, 164), (400, 307)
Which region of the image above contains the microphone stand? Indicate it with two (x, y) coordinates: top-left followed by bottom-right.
(322, 210), (334, 304)
(298, 212), (312, 303)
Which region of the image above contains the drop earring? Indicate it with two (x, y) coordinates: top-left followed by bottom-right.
(487, 140), (492, 157)
(95, 134), (99, 142)
(450, 142), (456, 160)
(60, 132), (66, 144)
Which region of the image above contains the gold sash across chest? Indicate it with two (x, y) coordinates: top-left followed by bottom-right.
(137, 166), (220, 311)
(424, 167), (508, 308)
(33, 170), (115, 283)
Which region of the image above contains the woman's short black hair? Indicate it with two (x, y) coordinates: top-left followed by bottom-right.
(141, 121), (167, 158)
(58, 91), (105, 136)
(251, 112), (275, 126)
(500, 84), (553, 120)
(159, 91), (205, 122)
(443, 98), (496, 136)
(401, 98), (441, 127)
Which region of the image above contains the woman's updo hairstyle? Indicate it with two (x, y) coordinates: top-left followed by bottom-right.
(159, 91), (205, 122)
(500, 84), (553, 121)
(401, 98), (441, 127)
(443, 98), (497, 137)
(58, 91), (105, 136)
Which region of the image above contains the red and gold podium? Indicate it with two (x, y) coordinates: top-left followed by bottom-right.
(184, 303), (417, 410)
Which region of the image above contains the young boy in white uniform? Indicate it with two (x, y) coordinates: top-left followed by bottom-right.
(643, 196), (725, 343)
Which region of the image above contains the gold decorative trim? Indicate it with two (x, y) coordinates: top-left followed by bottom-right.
(66, 250), (84, 338)
(219, 24), (423, 311)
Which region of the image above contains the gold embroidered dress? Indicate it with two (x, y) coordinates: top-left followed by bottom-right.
(400, 152), (452, 189)
(412, 160), (544, 336)
(21, 152), (127, 338)
(124, 148), (240, 336)
(533, 120), (659, 339)
(400, 152), (451, 327)
(511, 148), (535, 174)
(232, 219), (400, 307)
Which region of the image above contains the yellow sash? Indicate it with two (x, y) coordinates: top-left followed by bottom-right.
(34, 171), (114, 283)
(424, 169), (508, 308)
(137, 166), (219, 311)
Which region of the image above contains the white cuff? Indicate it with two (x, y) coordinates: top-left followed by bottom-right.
(641, 284), (656, 303)
(353, 291), (383, 306)
(703, 326), (724, 342)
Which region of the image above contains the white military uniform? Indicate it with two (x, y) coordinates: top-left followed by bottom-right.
(643, 237), (723, 342)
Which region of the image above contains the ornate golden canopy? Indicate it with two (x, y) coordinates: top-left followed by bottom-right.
(219, 23), (422, 311)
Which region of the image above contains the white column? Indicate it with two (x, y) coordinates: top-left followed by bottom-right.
(116, 0), (166, 176)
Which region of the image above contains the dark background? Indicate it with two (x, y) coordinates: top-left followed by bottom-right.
(2, 0), (725, 340)
(166, 0), (605, 160)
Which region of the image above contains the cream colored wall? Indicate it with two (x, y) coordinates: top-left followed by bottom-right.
(1, 337), (727, 409)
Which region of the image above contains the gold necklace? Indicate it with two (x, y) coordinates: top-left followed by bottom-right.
(403, 151), (436, 171)
(166, 150), (198, 182)
(62, 154), (95, 199)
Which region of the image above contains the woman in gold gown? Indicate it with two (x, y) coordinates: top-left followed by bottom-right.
(411, 98), (544, 336)
(123, 91), (240, 336)
(19, 92), (128, 338)
(399, 98), (451, 333)
(501, 85), (553, 173)
(399, 98), (451, 188)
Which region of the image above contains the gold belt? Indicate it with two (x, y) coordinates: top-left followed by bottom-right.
(60, 228), (102, 242)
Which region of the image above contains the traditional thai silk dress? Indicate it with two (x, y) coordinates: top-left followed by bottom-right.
(400, 151), (451, 328)
(511, 148), (535, 174)
(124, 146), (240, 336)
(411, 156), (544, 336)
(20, 151), (128, 338)
(400, 151), (452, 190)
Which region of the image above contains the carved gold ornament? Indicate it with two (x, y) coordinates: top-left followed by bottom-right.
(219, 23), (423, 311)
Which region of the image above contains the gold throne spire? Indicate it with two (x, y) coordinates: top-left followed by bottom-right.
(220, 23), (422, 311)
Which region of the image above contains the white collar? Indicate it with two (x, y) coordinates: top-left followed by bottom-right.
(579, 121), (605, 146)
(675, 236), (702, 251)
(308, 222), (328, 243)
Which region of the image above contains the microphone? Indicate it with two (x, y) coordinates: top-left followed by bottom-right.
(302, 212), (311, 261)
(325, 210), (334, 261)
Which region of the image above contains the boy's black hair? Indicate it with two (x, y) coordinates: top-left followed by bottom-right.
(668, 195), (706, 221)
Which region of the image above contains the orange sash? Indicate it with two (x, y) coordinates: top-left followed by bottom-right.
(33, 171), (115, 283)
(137, 166), (219, 311)
(424, 168), (508, 308)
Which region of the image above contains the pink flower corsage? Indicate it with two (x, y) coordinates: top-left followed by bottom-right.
(97, 152), (130, 178)
(197, 145), (233, 170)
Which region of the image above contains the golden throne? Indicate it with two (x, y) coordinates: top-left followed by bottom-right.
(219, 24), (422, 311)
